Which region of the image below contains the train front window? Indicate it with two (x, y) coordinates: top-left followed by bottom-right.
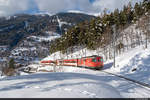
(92, 59), (97, 62)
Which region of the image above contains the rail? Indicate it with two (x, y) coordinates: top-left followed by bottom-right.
(100, 70), (150, 89)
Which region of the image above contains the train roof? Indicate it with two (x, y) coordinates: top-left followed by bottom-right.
(82, 55), (102, 58)
(56, 55), (103, 61)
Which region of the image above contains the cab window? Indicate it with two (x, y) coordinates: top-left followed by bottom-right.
(101, 58), (103, 62)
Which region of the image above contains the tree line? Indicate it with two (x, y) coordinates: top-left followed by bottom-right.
(50, 0), (150, 55)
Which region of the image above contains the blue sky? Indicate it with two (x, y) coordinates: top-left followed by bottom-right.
(89, 0), (95, 3)
(0, 0), (142, 16)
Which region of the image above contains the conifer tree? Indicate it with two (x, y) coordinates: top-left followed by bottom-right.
(119, 11), (127, 26)
(113, 9), (120, 27)
(9, 58), (15, 69)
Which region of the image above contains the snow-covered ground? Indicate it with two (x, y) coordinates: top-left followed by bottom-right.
(0, 43), (150, 98)
(0, 70), (122, 98)
(27, 34), (61, 42)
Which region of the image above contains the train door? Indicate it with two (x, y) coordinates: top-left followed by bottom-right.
(78, 59), (83, 67)
(77, 59), (80, 67)
(79, 59), (82, 66)
(83, 58), (86, 67)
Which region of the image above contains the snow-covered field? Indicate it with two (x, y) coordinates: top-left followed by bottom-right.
(0, 70), (122, 98)
(0, 43), (150, 98)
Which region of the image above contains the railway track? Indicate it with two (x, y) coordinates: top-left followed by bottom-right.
(99, 70), (150, 89)
(62, 66), (150, 89)
(25, 63), (150, 89)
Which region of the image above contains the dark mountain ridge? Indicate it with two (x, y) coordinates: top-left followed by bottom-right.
(0, 13), (95, 48)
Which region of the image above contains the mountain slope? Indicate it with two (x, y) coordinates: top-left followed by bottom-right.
(0, 13), (95, 48)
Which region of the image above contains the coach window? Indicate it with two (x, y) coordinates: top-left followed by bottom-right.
(92, 59), (97, 62)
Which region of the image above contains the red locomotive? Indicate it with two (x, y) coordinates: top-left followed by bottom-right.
(40, 55), (104, 70)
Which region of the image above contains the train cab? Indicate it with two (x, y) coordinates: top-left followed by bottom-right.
(77, 55), (104, 70)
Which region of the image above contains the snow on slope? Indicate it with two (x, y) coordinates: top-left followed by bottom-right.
(67, 10), (101, 16)
(42, 47), (103, 61)
(28, 34), (61, 42)
(105, 43), (150, 85)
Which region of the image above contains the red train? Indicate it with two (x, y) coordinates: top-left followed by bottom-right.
(40, 55), (104, 70)
(40, 60), (55, 65)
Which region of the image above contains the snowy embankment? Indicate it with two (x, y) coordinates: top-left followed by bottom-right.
(105, 43), (150, 85)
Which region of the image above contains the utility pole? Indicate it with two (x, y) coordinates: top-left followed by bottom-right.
(146, 11), (150, 49)
(148, 11), (150, 47)
(145, 11), (148, 49)
(53, 54), (56, 72)
(112, 25), (116, 68)
(85, 41), (86, 57)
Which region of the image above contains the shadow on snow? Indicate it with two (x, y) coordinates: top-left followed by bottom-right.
(0, 72), (142, 94)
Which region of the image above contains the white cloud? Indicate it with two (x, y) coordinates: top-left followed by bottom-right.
(34, 0), (81, 14)
(92, 0), (142, 12)
(0, 0), (142, 17)
(0, 0), (33, 16)
(34, 0), (102, 15)
(34, 0), (102, 14)
(34, 0), (142, 15)
(0, 0), (9, 6)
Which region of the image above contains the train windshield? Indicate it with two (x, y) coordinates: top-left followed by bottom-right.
(92, 58), (103, 62)
(101, 58), (103, 62)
